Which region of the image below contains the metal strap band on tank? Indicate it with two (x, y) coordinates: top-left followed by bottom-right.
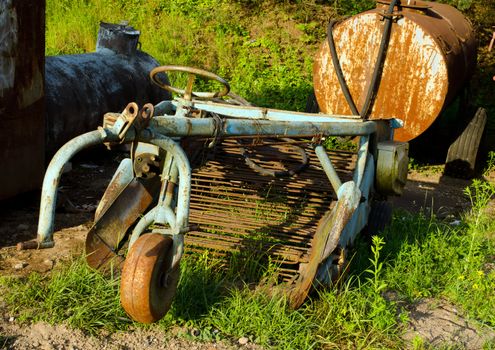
(327, 0), (400, 119)
(360, 0), (400, 118)
(326, 20), (359, 116)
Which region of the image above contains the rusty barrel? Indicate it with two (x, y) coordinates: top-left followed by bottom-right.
(313, 0), (476, 142)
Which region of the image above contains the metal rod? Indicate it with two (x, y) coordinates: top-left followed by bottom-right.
(315, 145), (343, 197)
(353, 136), (370, 187)
(129, 205), (177, 249)
(149, 117), (377, 138)
(151, 136), (191, 231)
(176, 100), (362, 121)
(37, 130), (107, 246)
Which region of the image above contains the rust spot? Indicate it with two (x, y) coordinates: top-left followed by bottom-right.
(86, 177), (161, 271)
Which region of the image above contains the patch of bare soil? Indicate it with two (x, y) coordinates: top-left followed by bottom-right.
(0, 321), (260, 350)
(390, 168), (473, 218)
(395, 169), (495, 349)
(403, 299), (495, 349)
(0, 148), (119, 277)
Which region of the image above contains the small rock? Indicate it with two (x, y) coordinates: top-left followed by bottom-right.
(450, 220), (461, 226)
(16, 224), (29, 231)
(8, 316), (15, 322)
(238, 337), (249, 345)
(13, 262), (28, 270)
(43, 259), (55, 269)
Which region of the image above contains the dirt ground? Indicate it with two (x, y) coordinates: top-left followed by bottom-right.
(0, 150), (493, 349)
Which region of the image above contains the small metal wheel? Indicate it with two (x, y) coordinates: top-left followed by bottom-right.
(120, 233), (180, 323)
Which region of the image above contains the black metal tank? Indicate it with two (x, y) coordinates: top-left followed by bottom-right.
(45, 22), (170, 156)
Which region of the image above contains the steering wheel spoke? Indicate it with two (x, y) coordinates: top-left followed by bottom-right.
(150, 65), (230, 101)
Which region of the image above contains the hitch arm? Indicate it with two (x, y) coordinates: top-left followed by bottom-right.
(30, 130), (108, 249)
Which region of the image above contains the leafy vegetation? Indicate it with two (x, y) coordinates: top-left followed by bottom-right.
(1, 177), (494, 348)
(45, 0), (495, 149)
(46, 0), (495, 112)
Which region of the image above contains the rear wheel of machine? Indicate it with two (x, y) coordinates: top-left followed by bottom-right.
(120, 233), (180, 323)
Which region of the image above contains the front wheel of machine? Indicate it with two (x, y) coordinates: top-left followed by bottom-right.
(120, 233), (180, 323)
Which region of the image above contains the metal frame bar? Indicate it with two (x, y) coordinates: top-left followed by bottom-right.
(127, 136), (192, 267)
(315, 145), (343, 196)
(149, 116), (377, 138)
(37, 130), (107, 246)
(180, 100), (363, 122)
(34, 97), (396, 251)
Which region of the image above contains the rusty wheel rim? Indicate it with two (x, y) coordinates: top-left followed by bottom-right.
(120, 233), (180, 323)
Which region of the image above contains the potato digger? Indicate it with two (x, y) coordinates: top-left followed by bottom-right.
(30, 63), (408, 323)
(46, 0), (495, 323)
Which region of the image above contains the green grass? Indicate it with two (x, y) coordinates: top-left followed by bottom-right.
(1, 177), (494, 348)
(44, 0), (495, 153)
(0, 259), (128, 334)
(45, 0), (330, 111)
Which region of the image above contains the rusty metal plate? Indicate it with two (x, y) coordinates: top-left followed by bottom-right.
(313, 2), (476, 142)
(289, 181), (359, 308)
(85, 177), (160, 270)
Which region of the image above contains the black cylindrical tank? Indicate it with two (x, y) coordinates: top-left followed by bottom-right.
(45, 22), (170, 156)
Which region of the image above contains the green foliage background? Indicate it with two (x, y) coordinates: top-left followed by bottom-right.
(45, 0), (495, 120)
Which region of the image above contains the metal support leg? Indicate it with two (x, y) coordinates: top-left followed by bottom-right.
(36, 130), (107, 247)
(353, 135), (370, 188)
(315, 145), (343, 197)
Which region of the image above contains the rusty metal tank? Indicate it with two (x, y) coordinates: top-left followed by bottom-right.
(313, 0), (477, 142)
(45, 22), (171, 156)
(0, 0), (45, 200)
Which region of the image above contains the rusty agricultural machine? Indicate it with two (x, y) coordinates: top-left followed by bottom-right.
(29, 0), (477, 323)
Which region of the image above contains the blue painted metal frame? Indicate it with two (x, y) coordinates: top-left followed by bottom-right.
(35, 96), (400, 268)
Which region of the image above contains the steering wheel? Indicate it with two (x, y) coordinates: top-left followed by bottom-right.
(150, 65), (230, 101)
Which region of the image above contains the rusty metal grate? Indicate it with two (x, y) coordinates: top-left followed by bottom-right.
(185, 138), (356, 284)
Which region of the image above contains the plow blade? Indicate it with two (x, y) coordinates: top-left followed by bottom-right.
(85, 177), (160, 270)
